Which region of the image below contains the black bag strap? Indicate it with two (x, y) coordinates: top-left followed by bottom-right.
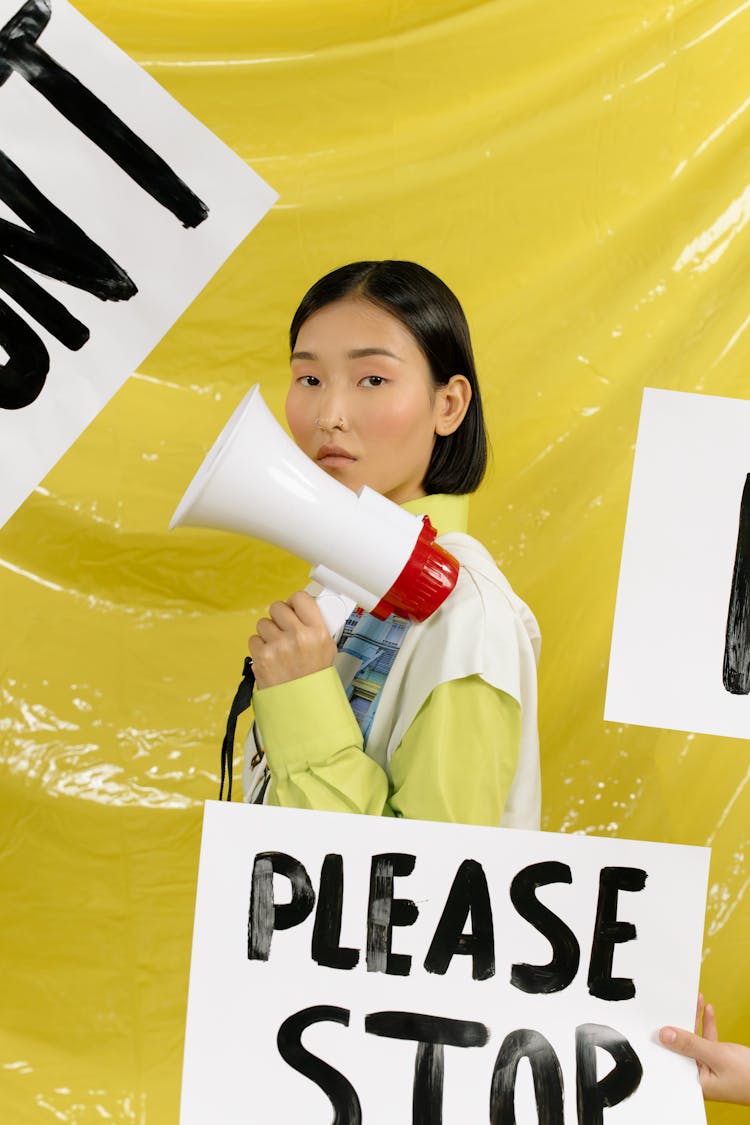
(219, 656), (256, 801)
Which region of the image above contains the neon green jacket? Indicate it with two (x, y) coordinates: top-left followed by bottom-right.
(248, 495), (533, 828)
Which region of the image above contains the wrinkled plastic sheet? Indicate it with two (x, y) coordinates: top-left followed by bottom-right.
(2, 2), (750, 1121)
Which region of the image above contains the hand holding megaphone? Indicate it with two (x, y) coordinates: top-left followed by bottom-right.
(169, 385), (460, 633)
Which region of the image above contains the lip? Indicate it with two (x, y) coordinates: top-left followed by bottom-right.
(316, 444), (357, 465)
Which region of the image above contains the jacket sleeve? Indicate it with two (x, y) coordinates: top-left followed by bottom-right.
(387, 673), (520, 826)
(251, 667), (520, 826)
(252, 667), (389, 815)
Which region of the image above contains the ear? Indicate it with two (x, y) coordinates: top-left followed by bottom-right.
(434, 374), (472, 436)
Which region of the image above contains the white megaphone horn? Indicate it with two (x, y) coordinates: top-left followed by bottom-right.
(169, 385), (459, 631)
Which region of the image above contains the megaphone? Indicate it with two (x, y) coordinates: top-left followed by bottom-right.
(169, 385), (459, 630)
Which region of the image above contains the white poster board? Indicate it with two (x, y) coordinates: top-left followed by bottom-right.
(182, 802), (709, 1124)
(0, 0), (276, 528)
(606, 387), (750, 739)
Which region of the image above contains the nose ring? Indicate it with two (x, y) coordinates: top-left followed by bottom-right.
(315, 416), (345, 430)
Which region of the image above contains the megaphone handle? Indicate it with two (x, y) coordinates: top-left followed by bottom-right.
(219, 656), (256, 801)
(217, 591), (352, 801)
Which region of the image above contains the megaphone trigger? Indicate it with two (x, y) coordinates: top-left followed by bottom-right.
(303, 583), (358, 636)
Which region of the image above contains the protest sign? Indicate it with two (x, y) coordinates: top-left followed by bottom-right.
(181, 802), (709, 1123)
(606, 387), (750, 739)
(0, 0), (276, 527)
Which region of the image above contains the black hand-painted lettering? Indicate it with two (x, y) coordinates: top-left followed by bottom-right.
(0, 295), (49, 409)
(510, 861), (581, 994)
(575, 1023), (643, 1124)
(312, 854), (359, 971)
(277, 1006), (361, 1125)
(366, 853), (418, 976)
(489, 1028), (564, 1125)
(724, 473), (750, 693)
(0, 149), (136, 331)
(587, 866), (647, 1001)
(366, 1011), (489, 1125)
(0, 1), (209, 228)
(423, 858), (495, 981)
(247, 851), (315, 961)
(0, 149), (138, 408)
(0, 151), (135, 309)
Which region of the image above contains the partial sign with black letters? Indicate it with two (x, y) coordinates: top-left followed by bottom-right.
(606, 387), (750, 739)
(0, 0), (276, 527)
(181, 802), (709, 1123)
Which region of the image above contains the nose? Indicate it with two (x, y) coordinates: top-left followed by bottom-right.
(315, 387), (349, 432)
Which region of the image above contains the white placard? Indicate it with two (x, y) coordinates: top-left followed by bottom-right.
(0, 0), (277, 527)
(181, 802), (709, 1124)
(606, 387), (750, 739)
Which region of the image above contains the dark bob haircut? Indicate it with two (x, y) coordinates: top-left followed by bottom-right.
(289, 260), (488, 494)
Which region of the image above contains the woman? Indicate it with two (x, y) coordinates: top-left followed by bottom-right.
(243, 260), (540, 829)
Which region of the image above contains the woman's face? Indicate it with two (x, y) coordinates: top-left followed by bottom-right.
(286, 297), (464, 504)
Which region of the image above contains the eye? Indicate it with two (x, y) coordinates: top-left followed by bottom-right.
(359, 375), (386, 387)
(296, 375), (321, 387)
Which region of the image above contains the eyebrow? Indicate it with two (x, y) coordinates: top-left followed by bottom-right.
(290, 347), (404, 362)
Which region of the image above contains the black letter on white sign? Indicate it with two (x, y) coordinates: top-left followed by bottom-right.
(0, 0), (209, 228)
(366, 853), (419, 976)
(424, 858), (495, 981)
(0, 149), (138, 408)
(587, 866), (647, 1001)
(723, 473), (750, 694)
(312, 853), (359, 970)
(575, 1023), (643, 1124)
(366, 1010), (489, 1125)
(510, 861), (581, 994)
(248, 851), (315, 961)
(489, 1028), (564, 1125)
(277, 1006), (361, 1125)
(0, 296), (49, 410)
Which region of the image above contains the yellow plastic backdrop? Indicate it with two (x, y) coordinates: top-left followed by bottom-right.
(2, 0), (749, 1120)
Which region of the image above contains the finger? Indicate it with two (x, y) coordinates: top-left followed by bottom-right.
(659, 1026), (724, 1071)
(287, 590), (327, 629)
(267, 600), (300, 630)
(695, 993), (704, 1035)
(255, 617), (282, 643)
(702, 1003), (719, 1043)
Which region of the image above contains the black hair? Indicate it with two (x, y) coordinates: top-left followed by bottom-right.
(289, 260), (488, 494)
